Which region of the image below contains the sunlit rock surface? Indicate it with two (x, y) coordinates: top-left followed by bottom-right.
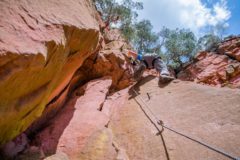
(0, 0), (133, 149)
(178, 36), (240, 88)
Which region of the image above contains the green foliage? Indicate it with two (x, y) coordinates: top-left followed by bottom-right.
(159, 28), (197, 68)
(93, 0), (229, 70)
(93, 0), (143, 42)
(133, 20), (160, 53)
(207, 22), (228, 40)
(196, 34), (221, 52)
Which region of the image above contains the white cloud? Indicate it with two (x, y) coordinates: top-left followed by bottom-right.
(137, 0), (231, 35)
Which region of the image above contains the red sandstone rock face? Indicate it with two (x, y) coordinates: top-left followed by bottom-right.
(178, 37), (240, 88)
(0, 0), (101, 145)
(35, 78), (112, 157)
(0, 0), (133, 149)
(103, 29), (126, 44)
(71, 29), (134, 92)
(17, 78), (129, 159)
(218, 36), (240, 61)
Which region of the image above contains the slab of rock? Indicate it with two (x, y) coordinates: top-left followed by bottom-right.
(32, 78), (112, 157)
(218, 36), (240, 61)
(112, 78), (240, 160)
(18, 78), (129, 160)
(178, 37), (240, 88)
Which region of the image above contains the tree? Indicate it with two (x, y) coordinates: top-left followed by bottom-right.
(133, 20), (160, 53)
(215, 23), (228, 39)
(196, 34), (221, 52)
(160, 28), (197, 68)
(93, 0), (143, 41)
(158, 27), (170, 49)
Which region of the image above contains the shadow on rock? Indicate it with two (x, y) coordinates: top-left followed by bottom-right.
(33, 97), (78, 156)
(128, 75), (156, 100)
(158, 81), (171, 88)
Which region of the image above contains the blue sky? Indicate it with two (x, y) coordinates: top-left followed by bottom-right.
(227, 0), (240, 35)
(133, 0), (239, 36)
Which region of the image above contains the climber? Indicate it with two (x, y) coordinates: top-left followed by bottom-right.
(128, 50), (174, 84)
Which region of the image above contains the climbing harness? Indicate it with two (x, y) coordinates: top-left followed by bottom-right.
(132, 87), (240, 160)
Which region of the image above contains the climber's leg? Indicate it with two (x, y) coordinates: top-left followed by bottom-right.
(154, 58), (174, 83)
(134, 61), (147, 81)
